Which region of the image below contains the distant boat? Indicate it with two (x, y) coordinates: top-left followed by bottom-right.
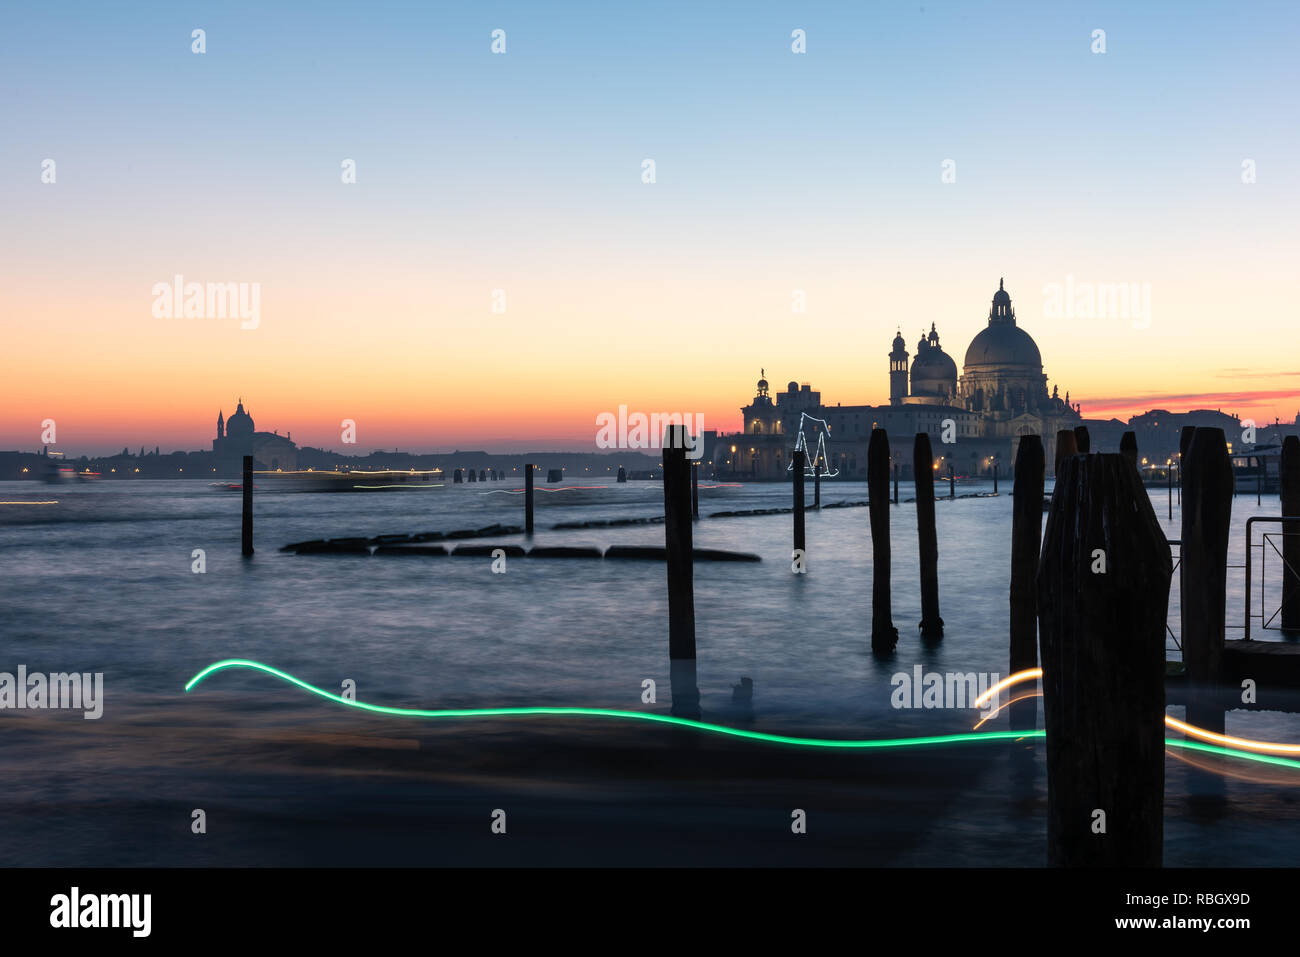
(212, 469), (445, 492)
(1232, 446), (1280, 494)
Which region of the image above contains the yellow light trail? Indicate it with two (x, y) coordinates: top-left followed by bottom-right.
(972, 668), (1042, 709)
(972, 691), (1042, 730)
(969, 668), (1300, 760)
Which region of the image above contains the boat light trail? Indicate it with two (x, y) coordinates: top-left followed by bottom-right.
(184, 660), (1300, 770)
(186, 659), (1036, 750)
(972, 668), (1042, 709)
(972, 692), (1042, 730)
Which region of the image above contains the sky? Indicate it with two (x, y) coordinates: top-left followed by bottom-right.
(2, 0), (1298, 455)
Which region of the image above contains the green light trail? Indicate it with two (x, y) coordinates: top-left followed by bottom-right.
(184, 658), (1300, 769)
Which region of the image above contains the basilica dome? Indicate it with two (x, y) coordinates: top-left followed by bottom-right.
(963, 322), (1042, 369)
(962, 278), (1043, 371)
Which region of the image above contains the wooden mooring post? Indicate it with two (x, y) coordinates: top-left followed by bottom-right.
(524, 464), (535, 536)
(1053, 429), (1077, 479)
(913, 433), (942, 641)
(691, 461), (699, 521)
(241, 455), (254, 557)
(1009, 435), (1044, 729)
(1283, 436), (1300, 632)
(868, 429), (898, 653)
(1181, 428), (1233, 685)
(663, 425), (696, 661)
(792, 449), (806, 559)
(1037, 453), (1170, 866)
(947, 462), (955, 500)
(893, 464), (899, 505)
(1120, 431), (1138, 471)
(1073, 425), (1091, 453)
(1179, 425), (1194, 506)
(813, 460), (821, 509)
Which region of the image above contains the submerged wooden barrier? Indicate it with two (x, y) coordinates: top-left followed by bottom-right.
(286, 540), (760, 561)
(913, 433), (942, 641)
(1038, 453), (1170, 866)
(868, 428), (898, 653)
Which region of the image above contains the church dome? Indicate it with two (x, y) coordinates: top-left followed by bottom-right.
(963, 323), (1042, 369)
(963, 280), (1043, 370)
(912, 325), (958, 383)
(225, 400), (255, 438)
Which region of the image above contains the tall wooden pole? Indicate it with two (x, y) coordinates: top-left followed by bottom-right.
(1010, 436), (1044, 728)
(893, 464), (899, 505)
(792, 449), (806, 559)
(1181, 428), (1233, 685)
(691, 461), (699, 521)
(1073, 425), (1091, 454)
(1282, 436), (1300, 633)
(813, 460), (821, 509)
(1120, 431), (1138, 471)
(524, 464), (534, 536)
(1179, 425), (1194, 506)
(868, 429), (898, 653)
(1037, 453), (1170, 866)
(663, 426), (696, 660)
(1053, 429), (1077, 480)
(241, 455), (254, 557)
(913, 433), (943, 641)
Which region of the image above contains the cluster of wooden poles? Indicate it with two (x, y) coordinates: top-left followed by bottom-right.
(654, 425), (1300, 867)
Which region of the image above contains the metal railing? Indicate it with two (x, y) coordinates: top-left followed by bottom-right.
(1243, 516), (1300, 640)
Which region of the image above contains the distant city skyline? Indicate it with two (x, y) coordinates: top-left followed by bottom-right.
(3, 1), (1297, 454)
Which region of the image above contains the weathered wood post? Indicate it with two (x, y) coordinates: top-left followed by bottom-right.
(992, 460), (998, 494)
(691, 461), (699, 521)
(792, 449), (806, 559)
(1282, 436), (1300, 632)
(1037, 453), (1170, 866)
(524, 463), (534, 536)
(947, 463), (955, 499)
(1009, 435), (1044, 730)
(913, 433), (943, 641)
(1120, 431), (1138, 471)
(868, 429), (898, 653)
(1257, 456), (1263, 506)
(1179, 425), (1194, 506)
(893, 464), (899, 505)
(1053, 429), (1077, 479)
(663, 425), (696, 661)
(1073, 425), (1091, 453)
(1181, 428), (1233, 685)
(617, 465), (627, 484)
(813, 460), (821, 509)
(241, 455), (254, 557)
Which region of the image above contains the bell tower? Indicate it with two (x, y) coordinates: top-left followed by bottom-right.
(889, 330), (909, 406)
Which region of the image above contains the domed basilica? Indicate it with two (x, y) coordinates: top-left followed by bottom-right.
(717, 280), (1083, 479)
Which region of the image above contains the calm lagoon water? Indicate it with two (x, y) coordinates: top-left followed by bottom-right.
(1, 476), (1297, 865)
